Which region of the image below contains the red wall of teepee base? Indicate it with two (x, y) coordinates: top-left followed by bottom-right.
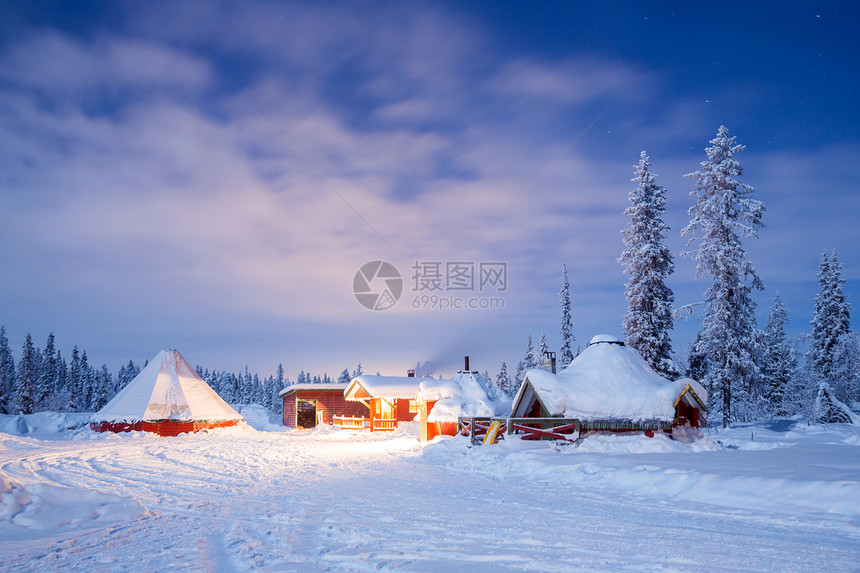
(90, 419), (240, 437)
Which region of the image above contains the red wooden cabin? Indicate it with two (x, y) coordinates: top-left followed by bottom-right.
(280, 383), (369, 428)
(343, 375), (424, 431)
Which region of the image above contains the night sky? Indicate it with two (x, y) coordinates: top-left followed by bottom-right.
(1, 1), (858, 379)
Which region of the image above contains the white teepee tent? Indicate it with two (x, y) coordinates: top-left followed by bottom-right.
(91, 349), (244, 436)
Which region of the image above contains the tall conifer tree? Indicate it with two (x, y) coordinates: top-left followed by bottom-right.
(559, 264), (575, 367)
(620, 151), (679, 379)
(682, 126), (765, 426)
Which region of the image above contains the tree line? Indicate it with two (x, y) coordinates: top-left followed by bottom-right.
(0, 332), (344, 416)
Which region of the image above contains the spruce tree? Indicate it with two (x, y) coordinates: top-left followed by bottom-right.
(831, 333), (860, 405)
(15, 334), (38, 415)
(0, 327), (16, 414)
(67, 346), (82, 411)
(537, 332), (549, 369)
(37, 333), (58, 409)
(559, 264), (575, 367)
(759, 293), (797, 416)
(682, 126), (765, 427)
(79, 351), (94, 411)
(620, 151), (679, 380)
(116, 360), (140, 394)
(810, 250), (851, 385)
(515, 335), (537, 387)
(91, 364), (113, 411)
(495, 360), (514, 397)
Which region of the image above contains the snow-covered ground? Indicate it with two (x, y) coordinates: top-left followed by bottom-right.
(2, 411), (859, 571)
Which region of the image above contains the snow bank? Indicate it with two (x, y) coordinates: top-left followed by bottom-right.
(0, 412), (92, 437)
(424, 420), (860, 522)
(232, 404), (285, 432)
(0, 476), (146, 539)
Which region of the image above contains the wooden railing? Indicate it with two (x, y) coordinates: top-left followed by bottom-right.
(458, 417), (493, 445)
(372, 418), (397, 431)
(501, 417), (581, 443)
(458, 416), (676, 445)
(333, 416), (371, 430)
(458, 416), (583, 445)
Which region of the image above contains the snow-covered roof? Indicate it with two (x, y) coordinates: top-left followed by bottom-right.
(279, 383), (349, 397)
(344, 375), (428, 401)
(416, 370), (509, 422)
(512, 335), (704, 422)
(93, 350), (244, 423)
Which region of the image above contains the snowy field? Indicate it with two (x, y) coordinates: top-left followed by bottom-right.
(2, 409), (860, 572)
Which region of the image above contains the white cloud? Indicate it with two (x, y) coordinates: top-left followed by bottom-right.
(0, 32), (210, 97)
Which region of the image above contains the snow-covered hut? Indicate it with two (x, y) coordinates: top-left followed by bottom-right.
(511, 335), (707, 436)
(279, 383), (370, 428)
(91, 349), (244, 436)
(343, 374), (428, 431)
(415, 358), (509, 442)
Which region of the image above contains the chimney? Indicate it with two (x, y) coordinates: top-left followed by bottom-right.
(407, 369), (415, 378)
(544, 351), (557, 374)
(464, 355), (470, 372)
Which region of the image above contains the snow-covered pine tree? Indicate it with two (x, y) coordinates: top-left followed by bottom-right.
(782, 334), (815, 417)
(758, 293), (798, 416)
(47, 350), (69, 411)
(537, 332), (549, 370)
(91, 364), (113, 411)
(810, 250), (851, 385)
(37, 333), (58, 409)
(79, 351), (95, 411)
(270, 365), (287, 413)
(515, 335), (537, 387)
(559, 264), (575, 367)
(0, 327), (16, 414)
(495, 360), (515, 397)
(15, 334), (38, 415)
(116, 360), (140, 394)
(831, 333), (860, 406)
(67, 346), (82, 412)
(514, 358), (527, 389)
(352, 363), (363, 378)
(254, 373), (265, 404)
(682, 126), (765, 427)
(620, 151), (679, 380)
(337, 368), (351, 384)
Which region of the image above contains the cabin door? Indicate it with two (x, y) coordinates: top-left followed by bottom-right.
(296, 399), (318, 428)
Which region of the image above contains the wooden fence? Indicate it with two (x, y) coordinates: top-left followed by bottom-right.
(458, 417), (583, 445)
(457, 417), (673, 445)
(333, 416), (371, 430)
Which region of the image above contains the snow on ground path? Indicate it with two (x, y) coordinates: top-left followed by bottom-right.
(1, 425), (859, 571)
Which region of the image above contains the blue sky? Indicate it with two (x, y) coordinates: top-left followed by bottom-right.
(1, 1), (858, 379)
